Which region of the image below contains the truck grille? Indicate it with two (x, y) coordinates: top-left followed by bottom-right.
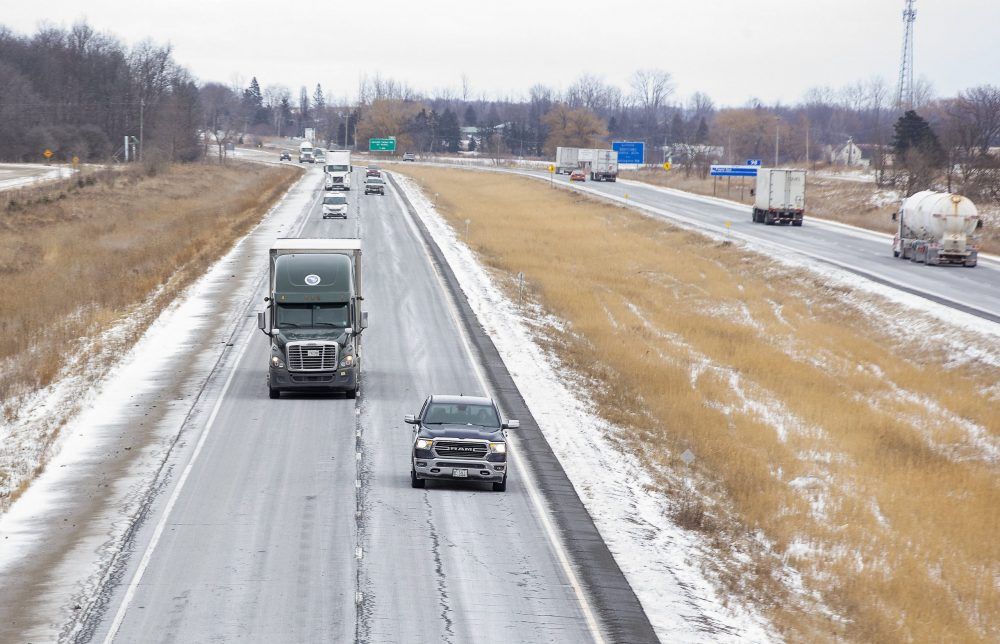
(434, 441), (488, 458)
(286, 342), (337, 372)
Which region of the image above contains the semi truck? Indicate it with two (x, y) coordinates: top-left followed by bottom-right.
(555, 147), (581, 174)
(258, 239), (367, 399)
(751, 168), (806, 225)
(324, 150), (352, 191)
(893, 191), (982, 266)
(589, 149), (618, 182)
(298, 141), (314, 163)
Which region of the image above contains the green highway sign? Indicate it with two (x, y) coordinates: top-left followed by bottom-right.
(369, 137), (396, 152)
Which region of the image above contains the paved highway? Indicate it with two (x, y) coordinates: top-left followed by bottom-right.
(507, 168), (1000, 324)
(78, 166), (635, 643)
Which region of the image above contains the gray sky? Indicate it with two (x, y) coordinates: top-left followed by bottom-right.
(2, 0), (997, 106)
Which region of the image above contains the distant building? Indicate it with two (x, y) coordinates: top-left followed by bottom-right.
(826, 139), (869, 167)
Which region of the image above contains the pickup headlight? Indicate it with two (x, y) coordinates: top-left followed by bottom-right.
(339, 354), (354, 367)
(270, 354), (284, 368)
(489, 442), (506, 454)
(415, 438), (433, 450)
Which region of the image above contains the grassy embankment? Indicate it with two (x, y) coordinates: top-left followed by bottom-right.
(619, 167), (1000, 255)
(396, 165), (999, 643)
(0, 162), (300, 504)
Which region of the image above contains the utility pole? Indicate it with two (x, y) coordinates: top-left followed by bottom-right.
(138, 97), (145, 162)
(774, 123), (780, 167)
(805, 125), (810, 169)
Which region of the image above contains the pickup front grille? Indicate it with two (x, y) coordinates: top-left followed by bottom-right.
(286, 342), (337, 372)
(434, 441), (488, 458)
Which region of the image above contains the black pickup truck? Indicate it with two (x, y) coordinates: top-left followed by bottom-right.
(406, 394), (518, 492)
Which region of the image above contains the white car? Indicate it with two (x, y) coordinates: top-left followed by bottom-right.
(322, 194), (348, 219)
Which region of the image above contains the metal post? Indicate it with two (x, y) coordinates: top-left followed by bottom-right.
(774, 123), (779, 167)
(139, 97), (145, 162)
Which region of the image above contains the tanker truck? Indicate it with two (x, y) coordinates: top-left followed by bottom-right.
(892, 191), (982, 267)
(257, 239), (367, 398)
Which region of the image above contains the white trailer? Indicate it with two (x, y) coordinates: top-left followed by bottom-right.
(893, 191), (982, 266)
(589, 149), (618, 182)
(752, 169), (806, 225)
(555, 147), (580, 174)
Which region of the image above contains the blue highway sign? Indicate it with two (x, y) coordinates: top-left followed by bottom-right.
(746, 159), (762, 166)
(612, 141), (645, 164)
(711, 164), (758, 177)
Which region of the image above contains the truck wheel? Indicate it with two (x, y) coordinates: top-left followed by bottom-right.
(268, 387), (280, 399)
(792, 220), (803, 227)
(893, 250), (900, 258)
(764, 212), (774, 225)
(411, 470), (425, 489)
(492, 476), (507, 492)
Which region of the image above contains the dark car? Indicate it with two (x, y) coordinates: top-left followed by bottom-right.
(406, 394), (518, 491)
(365, 177), (385, 195)
(279, 151), (291, 161)
(366, 167), (381, 178)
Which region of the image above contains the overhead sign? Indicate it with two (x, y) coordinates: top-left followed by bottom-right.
(711, 164), (758, 177)
(43, 149), (54, 159)
(369, 137), (396, 152)
(612, 141), (644, 164)
(746, 159), (762, 166)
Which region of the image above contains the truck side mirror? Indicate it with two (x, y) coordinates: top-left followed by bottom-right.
(361, 311), (369, 329)
(257, 311), (267, 335)
(891, 212), (898, 222)
(503, 419), (520, 429)
(749, 189), (755, 196)
(404, 414), (417, 424)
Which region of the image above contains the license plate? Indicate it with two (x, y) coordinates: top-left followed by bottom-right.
(452, 469), (468, 478)
(307, 350), (320, 357)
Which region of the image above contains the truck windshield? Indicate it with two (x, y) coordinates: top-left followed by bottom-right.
(276, 303), (350, 328)
(328, 164), (349, 171)
(423, 403), (500, 428)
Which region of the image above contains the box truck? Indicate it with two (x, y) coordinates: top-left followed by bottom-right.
(752, 169), (806, 225)
(324, 150), (352, 191)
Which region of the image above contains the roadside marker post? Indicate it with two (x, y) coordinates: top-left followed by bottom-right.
(662, 162), (671, 171)
(548, 164), (555, 188)
(43, 148), (54, 164)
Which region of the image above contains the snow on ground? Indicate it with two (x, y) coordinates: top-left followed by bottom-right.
(0, 163), (74, 190)
(0, 169), (316, 570)
(393, 173), (777, 643)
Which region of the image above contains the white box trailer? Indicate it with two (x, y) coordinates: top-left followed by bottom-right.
(752, 168), (806, 225)
(588, 149), (618, 182)
(555, 147), (580, 174)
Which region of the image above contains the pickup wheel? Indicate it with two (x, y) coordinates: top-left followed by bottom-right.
(492, 476), (507, 492)
(411, 470), (425, 489)
(268, 387), (280, 399)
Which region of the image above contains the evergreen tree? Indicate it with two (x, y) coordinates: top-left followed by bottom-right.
(313, 84), (326, 111)
(694, 116), (708, 143)
(440, 109), (461, 153)
(892, 110), (944, 161)
(669, 112), (685, 144)
(243, 77), (268, 126)
(463, 105), (478, 128)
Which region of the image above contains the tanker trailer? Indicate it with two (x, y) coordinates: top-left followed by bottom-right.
(892, 191), (982, 267)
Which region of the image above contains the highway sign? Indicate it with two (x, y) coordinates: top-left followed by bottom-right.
(662, 162), (671, 171)
(43, 149), (53, 159)
(711, 164), (758, 177)
(746, 159), (762, 166)
(612, 141), (644, 164)
(369, 137), (396, 152)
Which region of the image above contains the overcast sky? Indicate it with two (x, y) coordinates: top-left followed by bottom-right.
(3, 0), (997, 106)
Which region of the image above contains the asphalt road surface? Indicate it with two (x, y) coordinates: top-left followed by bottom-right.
(85, 166), (624, 643)
(515, 169), (1000, 324)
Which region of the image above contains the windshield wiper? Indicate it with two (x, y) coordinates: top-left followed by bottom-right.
(279, 322), (301, 328)
(313, 322), (342, 328)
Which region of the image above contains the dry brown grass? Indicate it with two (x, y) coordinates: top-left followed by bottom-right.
(0, 161), (299, 503)
(396, 165), (1000, 643)
(621, 167), (1000, 255)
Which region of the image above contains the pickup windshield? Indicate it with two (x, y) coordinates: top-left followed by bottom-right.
(423, 403), (500, 428)
(276, 303), (350, 328)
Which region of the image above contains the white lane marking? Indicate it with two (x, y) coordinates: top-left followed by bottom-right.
(389, 176), (607, 644)
(356, 547), (363, 560)
(102, 325), (255, 644)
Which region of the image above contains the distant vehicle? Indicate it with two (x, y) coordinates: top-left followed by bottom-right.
(588, 149), (618, 182)
(555, 147), (581, 174)
(322, 194), (349, 219)
(323, 150), (352, 191)
(751, 169), (806, 226)
(365, 167), (381, 178)
(314, 148), (327, 163)
(406, 394), (518, 491)
(364, 177), (385, 195)
(569, 169), (587, 182)
(402, 152), (416, 162)
(258, 238), (367, 399)
(279, 151), (291, 161)
(893, 191), (982, 266)
(299, 141), (314, 163)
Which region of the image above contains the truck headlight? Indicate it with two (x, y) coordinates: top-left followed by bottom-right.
(339, 354), (354, 367)
(489, 442), (506, 454)
(270, 355), (284, 368)
(415, 438), (433, 450)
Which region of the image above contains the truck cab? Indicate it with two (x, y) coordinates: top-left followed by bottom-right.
(258, 239), (367, 398)
(324, 150), (352, 191)
(299, 141), (314, 163)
